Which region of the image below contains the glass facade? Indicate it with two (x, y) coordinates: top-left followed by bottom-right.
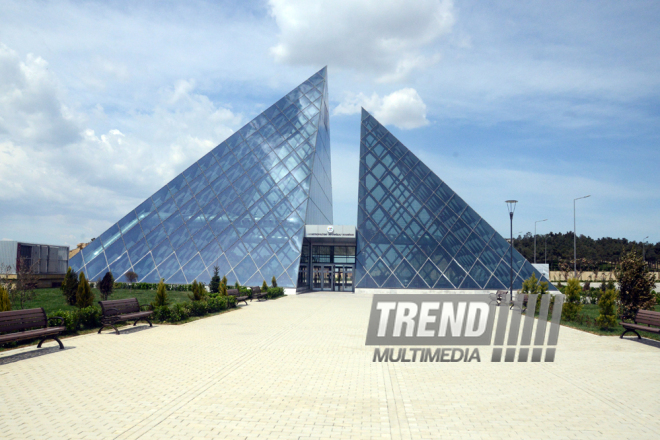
(69, 68), (332, 288)
(355, 109), (554, 291)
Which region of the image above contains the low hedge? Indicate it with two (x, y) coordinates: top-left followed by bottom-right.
(265, 287), (285, 299)
(47, 295), (238, 333)
(112, 282), (193, 291)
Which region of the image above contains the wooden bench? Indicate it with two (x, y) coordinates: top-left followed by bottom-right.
(0, 308), (65, 349)
(250, 287), (267, 302)
(227, 289), (249, 306)
(620, 309), (660, 339)
(98, 298), (153, 335)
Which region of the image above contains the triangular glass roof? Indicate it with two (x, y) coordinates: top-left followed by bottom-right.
(69, 68), (332, 288)
(355, 109), (555, 291)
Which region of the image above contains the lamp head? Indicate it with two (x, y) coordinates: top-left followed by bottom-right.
(505, 200), (518, 215)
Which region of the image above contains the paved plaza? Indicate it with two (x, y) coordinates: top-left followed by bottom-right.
(1, 292), (659, 440)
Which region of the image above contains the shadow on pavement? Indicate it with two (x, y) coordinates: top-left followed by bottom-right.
(99, 324), (156, 336)
(0, 345), (75, 365)
(628, 337), (660, 350)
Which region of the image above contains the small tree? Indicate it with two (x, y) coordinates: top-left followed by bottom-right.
(153, 279), (169, 307)
(596, 288), (618, 329)
(271, 276), (277, 288)
(61, 267), (79, 306)
(562, 278), (582, 321)
(12, 257), (39, 310)
(0, 284), (11, 312)
(98, 271), (115, 301)
(615, 250), (656, 318)
(188, 280), (206, 301)
(76, 272), (94, 308)
(210, 266), (220, 294)
(220, 276), (227, 296)
(234, 281), (240, 290)
(262, 280), (268, 291)
(125, 271), (138, 288)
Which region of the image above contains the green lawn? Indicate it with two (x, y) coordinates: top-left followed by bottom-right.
(20, 288), (192, 314)
(560, 304), (660, 341)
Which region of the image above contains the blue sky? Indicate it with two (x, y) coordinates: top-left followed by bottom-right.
(1, 0), (658, 247)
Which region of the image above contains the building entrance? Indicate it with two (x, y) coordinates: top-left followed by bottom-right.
(310, 264), (354, 291)
(298, 226), (357, 293)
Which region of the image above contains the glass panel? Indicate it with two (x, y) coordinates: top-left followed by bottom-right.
(157, 197), (178, 221)
(163, 212), (184, 235)
(225, 241), (247, 267)
(195, 186), (216, 208)
(168, 224), (190, 250)
(118, 211), (139, 235)
(176, 239), (198, 266)
(140, 210), (161, 235)
(85, 254), (108, 281)
(217, 225), (240, 251)
(122, 225), (144, 251)
(182, 255), (206, 282)
(443, 260), (466, 288)
(188, 173), (208, 195)
(133, 254), (156, 281)
(192, 225), (215, 250)
(104, 238), (125, 265)
(234, 256), (257, 284)
(454, 245), (476, 272)
(81, 238), (104, 264)
(99, 224), (122, 248)
(109, 252), (131, 280)
(469, 260), (491, 288)
(152, 238), (174, 267)
(166, 270), (187, 285)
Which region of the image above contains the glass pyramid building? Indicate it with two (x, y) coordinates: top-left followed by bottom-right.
(355, 109), (554, 291)
(69, 68), (332, 288)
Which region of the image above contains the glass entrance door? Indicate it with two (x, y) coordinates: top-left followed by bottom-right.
(322, 266), (333, 291)
(334, 266), (344, 291)
(313, 266), (322, 290)
(344, 266), (353, 291)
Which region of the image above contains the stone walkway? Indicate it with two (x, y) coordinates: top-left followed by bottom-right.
(1, 292), (659, 439)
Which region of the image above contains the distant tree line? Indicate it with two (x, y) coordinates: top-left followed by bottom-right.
(512, 231), (659, 271)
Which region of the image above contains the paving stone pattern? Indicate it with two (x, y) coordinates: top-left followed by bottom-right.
(1, 293), (659, 439)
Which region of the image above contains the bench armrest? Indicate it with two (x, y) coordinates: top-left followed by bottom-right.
(48, 316), (64, 327)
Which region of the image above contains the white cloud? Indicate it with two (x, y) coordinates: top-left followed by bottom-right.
(0, 44), (243, 246)
(334, 88), (429, 129)
(268, 0), (455, 82)
(0, 43), (79, 147)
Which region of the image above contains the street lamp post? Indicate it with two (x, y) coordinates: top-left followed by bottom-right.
(534, 219), (547, 264)
(506, 200), (518, 303)
(642, 236), (649, 261)
(573, 195), (590, 278)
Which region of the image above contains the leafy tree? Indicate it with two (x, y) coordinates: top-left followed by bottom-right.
(562, 278), (582, 321)
(76, 272), (94, 308)
(615, 251), (656, 318)
(596, 288), (618, 329)
(98, 271), (115, 301)
(61, 267), (79, 306)
(262, 280), (268, 291)
(153, 279), (169, 307)
(234, 281), (240, 290)
(12, 257), (39, 309)
(188, 280), (206, 301)
(209, 266), (220, 294)
(220, 275), (227, 296)
(125, 271), (138, 288)
(271, 276), (277, 288)
(0, 284), (10, 311)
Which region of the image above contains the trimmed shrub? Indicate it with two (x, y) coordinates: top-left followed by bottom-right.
(170, 303), (191, 322)
(616, 251), (657, 318)
(596, 288), (618, 330)
(266, 287), (285, 299)
(262, 280), (268, 292)
(99, 271), (114, 301)
(271, 276), (277, 288)
(207, 295), (229, 312)
(562, 278), (582, 321)
(153, 279), (169, 307)
(49, 309), (80, 332)
(210, 266), (220, 294)
(61, 267), (79, 306)
(77, 306), (101, 328)
(220, 276), (227, 296)
(0, 284), (10, 311)
(188, 280), (206, 301)
(189, 300), (208, 317)
(76, 272), (94, 309)
(152, 305), (171, 322)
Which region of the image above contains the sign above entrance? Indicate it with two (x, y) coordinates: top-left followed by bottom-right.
(305, 225), (356, 238)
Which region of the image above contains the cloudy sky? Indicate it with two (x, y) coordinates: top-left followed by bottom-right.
(1, 0), (659, 247)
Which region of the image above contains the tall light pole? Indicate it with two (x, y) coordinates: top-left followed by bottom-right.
(642, 236), (649, 261)
(534, 219), (547, 264)
(574, 195), (590, 278)
(506, 200), (518, 302)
